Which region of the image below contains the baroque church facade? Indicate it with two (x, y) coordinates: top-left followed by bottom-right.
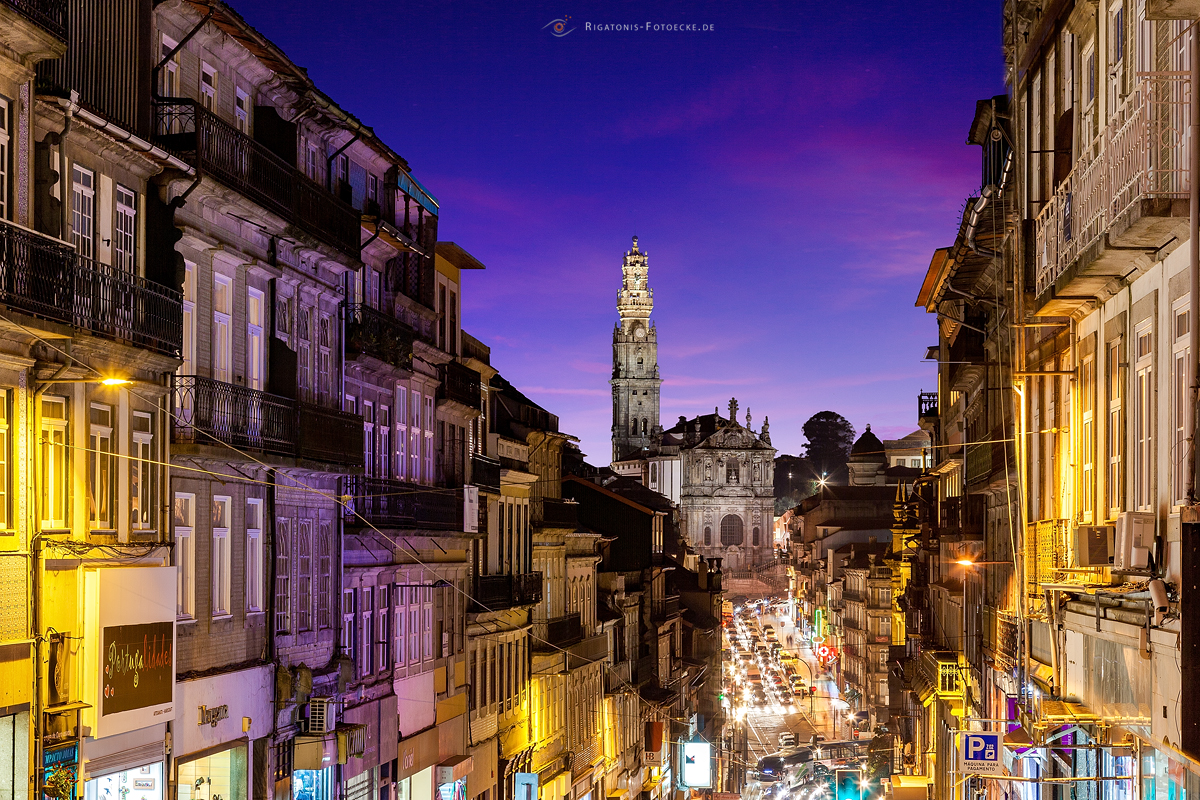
(608, 237), (776, 570)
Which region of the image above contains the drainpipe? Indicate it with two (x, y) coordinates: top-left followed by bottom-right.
(1188, 27), (1200, 504)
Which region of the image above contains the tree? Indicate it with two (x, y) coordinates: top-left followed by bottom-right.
(802, 411), (855, 481)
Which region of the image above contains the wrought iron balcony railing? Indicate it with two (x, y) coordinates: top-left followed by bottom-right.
(0, 221), (182, 355)
(340, 475), (464, 531)
(533, 613), (583, 650)
(470, 453), (501, 493)
(472, 572), (543, 611)
(346, 303), (417, 369)
(651, 595), (680, 621)
(437, 360), (480, 408)
(172, 375), (362, 467)
(153, 100), (361, 257)
(4, 0), (67, 41)
(1035, 72), (1191, 295)
(535, 497), (578, 529)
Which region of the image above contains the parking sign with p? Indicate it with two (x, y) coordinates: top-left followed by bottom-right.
(958, 732), (1002, 775)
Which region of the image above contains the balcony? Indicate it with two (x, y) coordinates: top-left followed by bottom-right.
(947, 327), (985, 392)
(470, 453), (501, 493)
(1035, 73), (1191, 314)
(472, 572), (543, 612)
(533, 613), (583, 651)
(341, 475), (465, 531)
(918, 391), (938, 432)
(438, 360), (480, 410)
(346, 303), (416, 369)
(4, 0), (66, 41)
(152, 100), (361, 257)
(535, 497), (579, 529)
(0, 223), (183, 355)
(172, 376), (363, 466)
(651, 595), (680, 622)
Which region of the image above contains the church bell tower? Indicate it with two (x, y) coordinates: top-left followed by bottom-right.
(611, 236), (662, 462)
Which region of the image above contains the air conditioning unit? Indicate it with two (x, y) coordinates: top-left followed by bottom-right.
(1114, 512), (1155, 571)
(1073, 525), (1114, 567)
(302, 697), (336, 735)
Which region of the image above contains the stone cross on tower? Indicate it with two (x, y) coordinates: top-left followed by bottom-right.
(728, 397), (738, 422)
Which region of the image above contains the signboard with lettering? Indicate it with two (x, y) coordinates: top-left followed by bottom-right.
(102, 622), (174, 715)
(958, 732), (1002, 775)
(464, 486), (479, 534)
(681, 742), (712, 788)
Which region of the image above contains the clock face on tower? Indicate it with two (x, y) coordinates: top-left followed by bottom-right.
(634, 326), (646, 339)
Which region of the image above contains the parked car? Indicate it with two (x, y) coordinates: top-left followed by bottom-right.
(780, 732), (798, 748)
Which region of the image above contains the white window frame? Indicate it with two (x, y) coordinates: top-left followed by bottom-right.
(360, 587), (374, 677)
(200, 61), (218, 112)
(377, 585), (390, 672)
(175, 492), (196, 619)
(234, 87), (250, 134)
(363, 400), (375, 478)
(275, 517), (291, 633)
(1108, 340), (1124, 518)
(88, 403), (115, 531)
(318, 315), (332, 404)
(343, 589), (357, 662)
(380, 405), (391, 479)
(0, 96), (10, 221)
(41, 397), (68, 529)
(247, 287), (265, 391)
(317, 523), (332, 629)
(298, 306), (312, 403)
(71, 164), (94, 261)
(410, 390), (421, 481)
(1174, 301), (1192, 506)
(297, 520), (313, 632)
(1081, 354), (1095, 523)
(246, 498), (263, 612)
(212, 495), (232, 617)
(114, 185), (136, 273)
(130, 411), (155, 531)
(423, 395), (434, 482)
(213, 274), (233, 384)
(160, 35), (179, 98)
(397, 390), (407, 481)
(1134, 324), (1153, 511)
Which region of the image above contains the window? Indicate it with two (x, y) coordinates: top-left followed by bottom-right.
(752, 526), (760, 547)
(361, 587), (374, 676)
(397, 390), (407, 481)
(449, 290), (458, 356)
(0, 391), (9, 529)
(720, 514), (744, 546)
(343, 589), (357, 661)
(1081, 354), (1095, 522)
(130, 412), (155, 530)
(297, 307), (312, 402)
(424, 396), (434, 481)
(704, 526), (711, 546)
(726, 459), (739, 484)
(316, 523), (332, 629)
(1085, 44), (1096, 106)
(367, 174), (378, 207)
(200, 62), (218, 112)
(114, 185), (136, 273)
(306, 141), (320, 182)
(1175, 305), (1192, 505)
(0, 97), (10, 220)
(1108, 341), (1124, 517)
(212, 496), (231, 616)
(380, 406), (391, 479)
(41, 398), (68, 528)
(247, 288), (265, 390)
(318, 315), (332, 403)
(297, 521), (313, 631)
(71, 165), (94, 261)
(395, 584), (406, 665)
(174, 493), (195, 618)
(159, 35), (179, 98)
(364, 401), (375, 477)
(408, 589), (420, 664)
(275, 518), (291, 633)
(88, 404), (115, 530)
(410, 391), (422, 480)
(275, 294), (292, 340)
(1135, 326), (1153, 511)
(213, 275), (232, 383)
(246, 499), (263, 612)
(378, 585), (391, 672)
(234, 87), (250, 134)
(182, 262), (196, 374)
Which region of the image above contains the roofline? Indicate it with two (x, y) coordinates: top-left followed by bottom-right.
(563, 474), (665, 516)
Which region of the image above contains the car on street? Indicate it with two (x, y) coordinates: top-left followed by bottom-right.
(779, 732), (797, 748)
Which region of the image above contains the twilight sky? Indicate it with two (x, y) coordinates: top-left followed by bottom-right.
(236, 0), (1003, 462)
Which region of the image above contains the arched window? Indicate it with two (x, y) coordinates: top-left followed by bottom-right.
(650, 463), (658, 483)
(636, 357), (644, 372)
(726, 459), (740, 484)
(720, 514), (744, 546)
(642, 418), (648, 435)
(704, 526), (712, 546)
(631, 419), (638, 435)
(752, 526), (761, 546)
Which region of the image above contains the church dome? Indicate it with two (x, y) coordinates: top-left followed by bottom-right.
(849, 424), (886, 463)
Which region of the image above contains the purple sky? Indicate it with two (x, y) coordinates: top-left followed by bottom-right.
(235, 0), (1003, 461)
